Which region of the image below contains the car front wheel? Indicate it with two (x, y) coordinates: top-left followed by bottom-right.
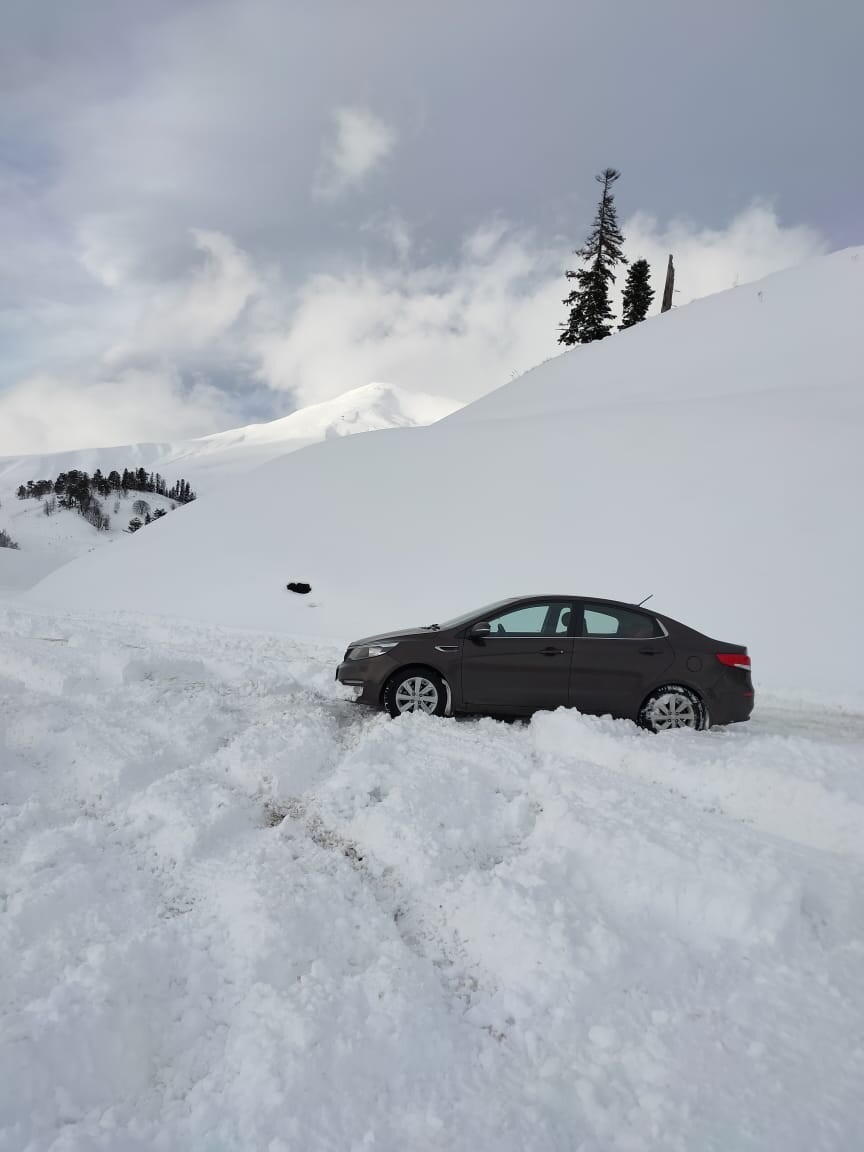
(383, 667), (447, 719)
(639, 685), (706, 732)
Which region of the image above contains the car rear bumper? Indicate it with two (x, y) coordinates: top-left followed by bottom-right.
(707, 690), (754, 727)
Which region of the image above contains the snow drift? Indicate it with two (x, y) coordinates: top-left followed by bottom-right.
(29, 248), (864, 701)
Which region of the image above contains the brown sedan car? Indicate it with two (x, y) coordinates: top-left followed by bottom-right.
(336, 595), (754, 732)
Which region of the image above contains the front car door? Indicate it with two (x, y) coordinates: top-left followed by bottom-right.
(569, 602), (675, 720)
(461, 599), (575, 714)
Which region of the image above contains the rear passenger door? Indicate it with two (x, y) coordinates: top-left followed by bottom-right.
(569, 602), (675, 719)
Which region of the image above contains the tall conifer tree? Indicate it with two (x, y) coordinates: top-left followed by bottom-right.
(559, 168), (627, 345)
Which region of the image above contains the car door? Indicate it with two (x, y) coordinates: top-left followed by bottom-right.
(461, 600), (575, 714)
(569, 602), (675, 719)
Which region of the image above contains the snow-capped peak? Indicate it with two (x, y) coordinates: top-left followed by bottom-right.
(189, 383), (459, 453)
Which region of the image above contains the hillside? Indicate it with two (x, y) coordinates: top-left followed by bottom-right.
(0, 383), (457, 586)
(29, 248), (864, 702)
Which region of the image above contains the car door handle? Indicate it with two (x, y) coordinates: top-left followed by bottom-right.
(639, 648), (664, 655)
(541, 646), (565, 656)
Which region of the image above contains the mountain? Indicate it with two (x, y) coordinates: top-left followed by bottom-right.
(27, 248), (864, 701)
(0, 383), (458, 585)
(0, 381), (458, 491)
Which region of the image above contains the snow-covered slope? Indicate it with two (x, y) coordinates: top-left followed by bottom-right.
(30, 248), (864, 702)
(3, 604), (864, 1150)
(0, 383), (458, 585)
(0, 489), (180, 574)
(0, 547), (55, 590)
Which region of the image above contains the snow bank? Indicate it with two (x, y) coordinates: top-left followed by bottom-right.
(2, 604), (863, 1149)
(29, 249), (864, 701)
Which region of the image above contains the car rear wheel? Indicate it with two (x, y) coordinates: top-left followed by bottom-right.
(383, 667), (447, 719)
(639, 685), (706, 732)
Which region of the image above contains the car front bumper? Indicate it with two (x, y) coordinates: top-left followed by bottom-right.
(335, 655), (398, 707)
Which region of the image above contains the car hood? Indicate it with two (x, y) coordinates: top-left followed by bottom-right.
(347, 626), (439, 648)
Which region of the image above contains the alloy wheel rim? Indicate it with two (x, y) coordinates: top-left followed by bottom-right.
(394, 677), (439, 714)
(648, 692), (697, 730)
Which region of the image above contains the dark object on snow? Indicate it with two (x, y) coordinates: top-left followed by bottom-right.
(287, 582), (312, 595)
(661, 254), (675, 313)
(336, 594), (753, 732)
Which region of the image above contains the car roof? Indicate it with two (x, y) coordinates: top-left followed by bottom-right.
(498, 595), (687, 632)
(506, 594), (657, 611)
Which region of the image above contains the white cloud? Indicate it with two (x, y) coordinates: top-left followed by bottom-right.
(77, 212), (140, 289)
(622, 202), (827, 312)
(315, 107), (396, 199)
(252, 204), (828, 408)
(104, 229), (259, 363)
(0, 203), (829, 454)
(252, 224), (562, 407)
(0, 370), (239, 455)
(361, 211), (414, 262)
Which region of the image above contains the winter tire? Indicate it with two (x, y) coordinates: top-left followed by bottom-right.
(383, 667), (447, 719)
(638, 684), (706, 733)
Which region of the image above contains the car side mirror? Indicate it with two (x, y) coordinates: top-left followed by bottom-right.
(469, 621), (491, 639)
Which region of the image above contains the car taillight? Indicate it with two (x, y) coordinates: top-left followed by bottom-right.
(717, 652), (751, 670)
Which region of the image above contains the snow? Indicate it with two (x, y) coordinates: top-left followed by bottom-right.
(0, 548), (56, 591)
(2, 602), (863, 1150)
(0, 491), (178, 578)
(0, 383), (458, 589)
(27, 247), (864, 703)
(4, 248), (864, 1148)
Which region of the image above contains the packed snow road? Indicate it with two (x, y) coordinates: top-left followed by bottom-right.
(2, 605), (863, 1151)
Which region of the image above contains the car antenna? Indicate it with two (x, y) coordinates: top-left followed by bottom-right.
(637, 594), (653, 607)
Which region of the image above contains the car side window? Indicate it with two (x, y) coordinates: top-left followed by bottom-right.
(582, 604), (662, 639)
(486, 603), (572, 635)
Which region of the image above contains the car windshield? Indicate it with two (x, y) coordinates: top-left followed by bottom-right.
(437, 598), (518, 630)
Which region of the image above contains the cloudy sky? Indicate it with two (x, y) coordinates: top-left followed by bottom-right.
(1, 0), (860, 453)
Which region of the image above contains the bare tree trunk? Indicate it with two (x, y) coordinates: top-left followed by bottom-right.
(661, 254), (675, 313)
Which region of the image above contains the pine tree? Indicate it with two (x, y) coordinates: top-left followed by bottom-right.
(619, 258), (654, 330)
(559, 168), (627, 346)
